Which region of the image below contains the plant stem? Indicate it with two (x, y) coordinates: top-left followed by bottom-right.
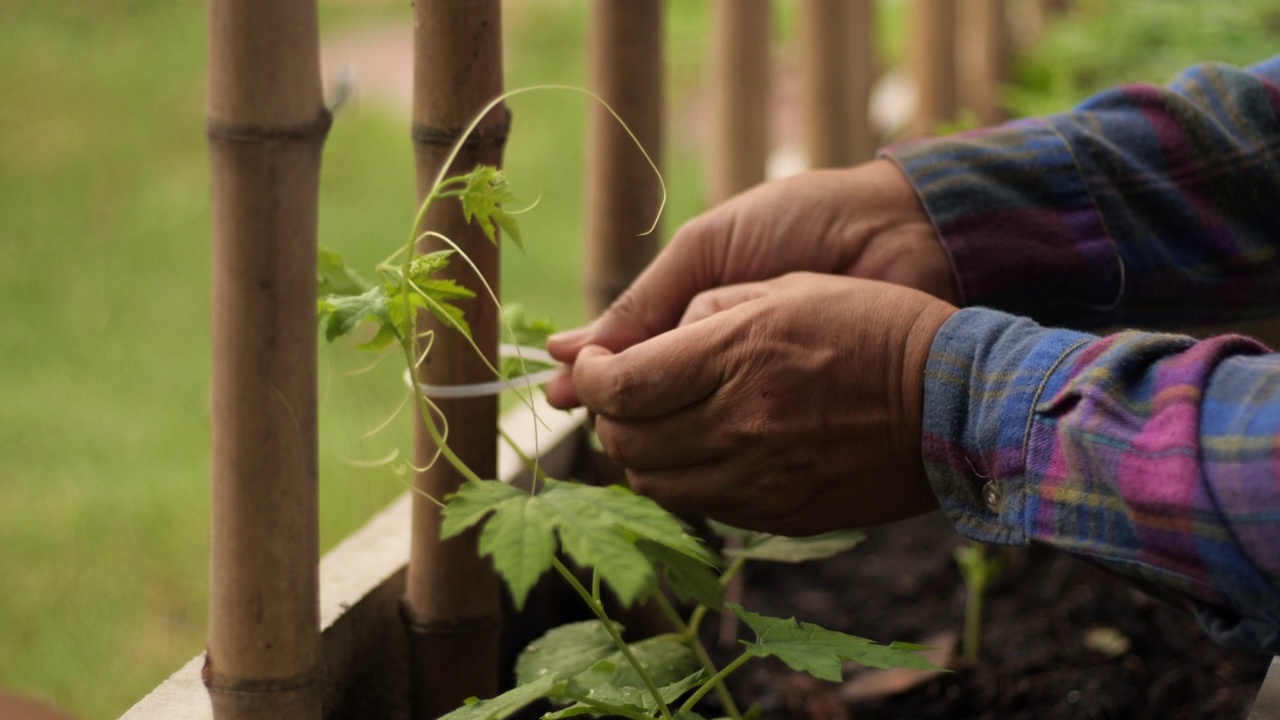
(552, 558), (674, 720)
(651, 593), (744, 719)
(399, 340), (484, 485)
(679, 652), (752, 714)
(652, 591), (688, 633)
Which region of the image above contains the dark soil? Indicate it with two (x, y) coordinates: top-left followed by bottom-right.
(701, 511), (1272, 720)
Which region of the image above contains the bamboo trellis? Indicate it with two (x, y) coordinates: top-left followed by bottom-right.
(128, 2), (1029, 719)
(403, 3), (507, 719)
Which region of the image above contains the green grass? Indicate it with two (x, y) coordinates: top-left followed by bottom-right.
(1, 0), (1277, 717)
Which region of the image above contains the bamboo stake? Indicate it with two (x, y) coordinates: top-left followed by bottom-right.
(708, 0), (769, 201)
(404, 2), (507, 718)
(205, 0), (327, 717)
(909, 0), (958, 136)
(958, 0), (1010, 127)
(798, 0), (876, 167)
(584, 0), (664, 316)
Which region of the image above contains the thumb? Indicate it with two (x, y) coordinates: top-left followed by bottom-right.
(547, 216), (729, 363)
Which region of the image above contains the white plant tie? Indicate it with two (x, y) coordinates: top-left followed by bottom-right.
(403, 343), (564, 399)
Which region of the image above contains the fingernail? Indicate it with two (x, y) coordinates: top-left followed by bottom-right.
(547, 326), (591, 348)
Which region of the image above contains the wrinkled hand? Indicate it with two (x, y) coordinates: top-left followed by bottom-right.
(565, 273), (956, 536)
(546, 159), (955, 407)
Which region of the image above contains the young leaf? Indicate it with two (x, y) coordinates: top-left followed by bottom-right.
(728, 604), (942, 682)
(317, 286), (391, 343)
(458, 165), (523, 250)
(317, 246), (371, 297)
(437, 674), (563, 720)
(637, 540), (724, 610)
(500, 304), (558, 380)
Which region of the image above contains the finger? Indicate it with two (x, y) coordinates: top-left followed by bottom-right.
(547, 213), (733, 363)
(572, 321), (730, 421)
(591, 396), (728, 471)
(543, 368), (580, 409)
(679, 282), (772, 326)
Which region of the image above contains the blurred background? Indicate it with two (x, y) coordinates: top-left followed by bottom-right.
(1, 0), (1278, 716)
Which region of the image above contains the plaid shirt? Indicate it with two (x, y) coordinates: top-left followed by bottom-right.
(885, 58), (1280, 653)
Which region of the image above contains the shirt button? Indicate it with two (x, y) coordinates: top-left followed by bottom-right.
(982, 479), (1001, 514)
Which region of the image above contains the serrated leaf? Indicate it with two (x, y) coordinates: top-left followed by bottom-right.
(538, 485), (656, 606)
(458, 165), (523, 250)
(317, 246), (371, 297)
(733, 529), (867, 564)
(637, 540), (723, 610)
(317, 286), (390, 342)
(441, 481), (556, 610)
(406, 249), (456, 283)
(442, 479), (717, 610)
(729, 604), (941, 682)
(437, 674), (562, 720)
(537, 481), (717, 606)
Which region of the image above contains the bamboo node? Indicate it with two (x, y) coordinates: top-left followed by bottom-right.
(400, 599), (502, 636)
(411, 107), (512, 149)
(202, 652), (325, 694)
(206, 109), (333, 144)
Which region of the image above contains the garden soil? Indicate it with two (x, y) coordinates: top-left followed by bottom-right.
(702, 511), (1271, 720)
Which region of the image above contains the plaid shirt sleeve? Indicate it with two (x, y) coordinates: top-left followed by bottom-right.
(884, 57), (1280, 329)
(887, 58), (1280, 654)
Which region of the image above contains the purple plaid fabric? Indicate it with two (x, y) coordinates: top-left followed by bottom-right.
(884, 58), (1280, 653)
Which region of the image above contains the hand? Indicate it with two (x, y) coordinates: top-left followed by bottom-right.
(546, 159), (955, 408)
(567, 273), (957, 536)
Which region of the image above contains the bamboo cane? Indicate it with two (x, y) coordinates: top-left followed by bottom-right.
(959, 0), (1010, 127)
(403, 2), (507, 718)
(909, 0), (958, 136)
(205, 0), (327, 717)
(708, 0), (769, 201)
(798, 0), (876, 167)
(584, 0), (664, 316)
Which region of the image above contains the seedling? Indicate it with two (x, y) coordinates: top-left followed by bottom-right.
(954, 541), (1002, 663)
(319, 90), (943, 719)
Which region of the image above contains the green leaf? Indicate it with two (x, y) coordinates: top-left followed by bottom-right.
(500, 304), (558, 380)
(637, 540), (723, 610)
(441, 481), (555, 610)
(502, 304), (556, 347)
(555, 669), (703, 717)
(442, 479), (717, 610)
(457, 165), (523, 250)
(406, 249), (456, 283)
(317, 286), (390, 343)
(732, 528), (867, 564)
(437, 674), (562, 720)
(514, 620), (619, 686)
(538, 481), (718, 606)
(517, 623), (701, 716)
(729, 604), (941, 682)
(317, 246), (370, 297)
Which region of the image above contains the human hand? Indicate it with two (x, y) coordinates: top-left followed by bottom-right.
(546, 159), (955, 408)
(565, 273), (956, 536)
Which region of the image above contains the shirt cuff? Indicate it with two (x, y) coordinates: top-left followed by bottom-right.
(882, 121), (1123, 327)
(921, 307), (1092, 545)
